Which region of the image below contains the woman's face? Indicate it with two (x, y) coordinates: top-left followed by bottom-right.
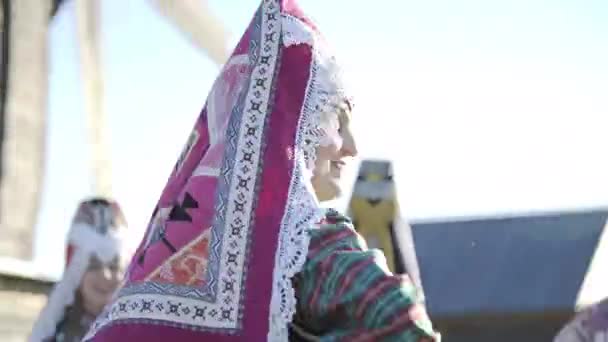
(312, 105), (358, 201)
(80, 256), (122, 316)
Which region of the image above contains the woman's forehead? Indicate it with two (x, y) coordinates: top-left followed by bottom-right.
(88, 255), (120, 266)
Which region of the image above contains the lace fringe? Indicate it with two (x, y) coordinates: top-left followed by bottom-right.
(267, 14), (350, 342)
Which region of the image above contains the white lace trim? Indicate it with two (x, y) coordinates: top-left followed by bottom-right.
(268, 14), (351, 342)
(269, 156), (325, 341)
(281, 14), (351, 170)
(282, 14), (314, 48)
(30, 248), (91, 342)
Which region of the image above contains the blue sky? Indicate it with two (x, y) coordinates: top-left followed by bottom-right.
(36, 0), (608, 277)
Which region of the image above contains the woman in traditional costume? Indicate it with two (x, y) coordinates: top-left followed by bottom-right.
(84, 1), (440, 341)
(554, 298), (608, 342)
(30, 198), (127, 342)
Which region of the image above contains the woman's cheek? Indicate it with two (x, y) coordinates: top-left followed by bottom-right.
(315, 144), (333, 163)
(320, 126), (342, 151)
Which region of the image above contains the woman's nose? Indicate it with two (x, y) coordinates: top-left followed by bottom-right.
(340, 130), (358, 158)
(101, 267), (113, 281)
(99, 266), (121, 284)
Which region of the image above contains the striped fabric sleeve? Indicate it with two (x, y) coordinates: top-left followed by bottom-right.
(292, 211), (440, 342)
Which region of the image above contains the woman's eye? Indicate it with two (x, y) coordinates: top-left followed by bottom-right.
(88, 262), (102, 271)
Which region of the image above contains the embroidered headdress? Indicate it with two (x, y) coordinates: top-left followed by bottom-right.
(85, 1), (351, 341)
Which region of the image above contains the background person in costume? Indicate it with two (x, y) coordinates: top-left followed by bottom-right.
(554, 298), (608, 342)
(84, 1), (440, 341)
(30, 198), (127, 342)
(348, 159), (425, 298)
(349, 160), (399, 270)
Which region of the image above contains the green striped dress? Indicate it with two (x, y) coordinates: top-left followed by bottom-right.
(290, 210), (440, 342)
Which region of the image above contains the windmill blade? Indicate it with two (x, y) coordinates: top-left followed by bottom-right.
(150, 0), (230, 65)
(75, 0), (112, 197)
(0, 0), (51, 260)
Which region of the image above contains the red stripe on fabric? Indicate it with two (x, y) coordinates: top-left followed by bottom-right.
(334, 258), (374, 299)
(355, 277), (402, 320)
(309, 251), (339, 312)
(349, 311), (420, 342)
(324, 257), (374, 315)
(306, 229), (357, 259)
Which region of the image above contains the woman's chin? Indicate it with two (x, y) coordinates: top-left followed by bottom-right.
(313, 179), (342, 203)
(83, 299), (106, 316)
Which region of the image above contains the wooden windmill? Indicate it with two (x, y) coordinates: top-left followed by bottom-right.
(0, 0), (52, 260)
(0, 0), (229, 260)
(73, 0), (230, 197)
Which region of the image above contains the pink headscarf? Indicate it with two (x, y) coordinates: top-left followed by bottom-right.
(84, 1), (350, 341)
